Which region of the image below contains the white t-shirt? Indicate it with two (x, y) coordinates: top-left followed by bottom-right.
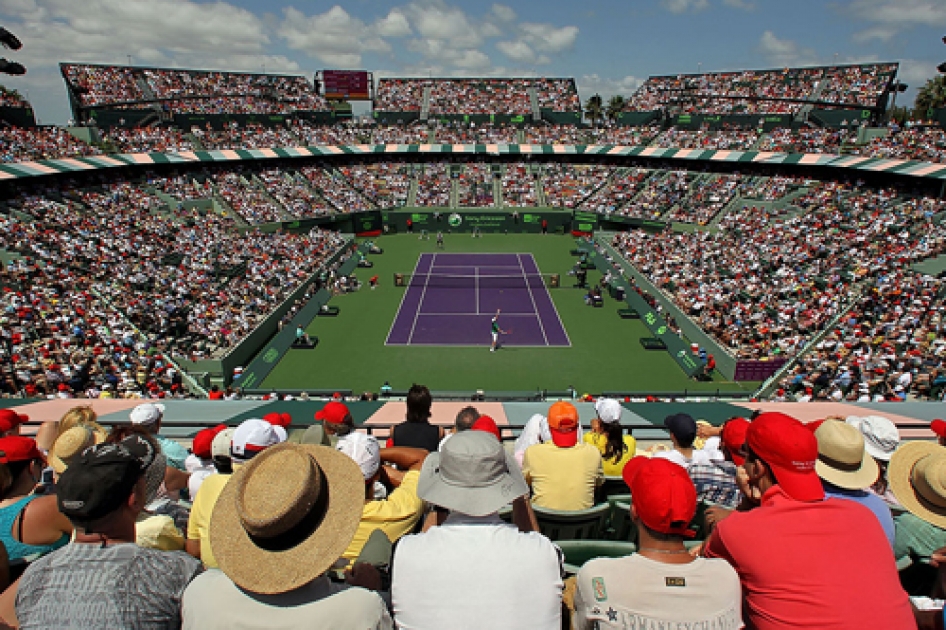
(392, 513), (563, 629)
(574, 553), (744, 630)
(653, 448), (711, 469)
(182, 569), (392, 630)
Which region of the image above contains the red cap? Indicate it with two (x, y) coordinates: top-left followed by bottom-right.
(746, 412), (824, 502)
(622, 457), (696, 537)
(315, 401), (350, 425)
(0, 409), (29, 433)
(805, 419), (827, 434)
(0, 436), (44, 464)
(471, 416), (501, 441)
(931, 419), (946, 438)
(720, 417), (750, 466)
(547, 401), (579, 447)
(192, 424), (227, 459)
(263, 412), (292, 428)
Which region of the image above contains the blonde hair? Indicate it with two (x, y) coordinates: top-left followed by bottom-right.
(58, 406), (105, 438)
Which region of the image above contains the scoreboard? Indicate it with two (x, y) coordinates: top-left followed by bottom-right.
(320, 70), (371, 100)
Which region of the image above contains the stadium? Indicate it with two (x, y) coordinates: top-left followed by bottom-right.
(0, 4), (945, 627)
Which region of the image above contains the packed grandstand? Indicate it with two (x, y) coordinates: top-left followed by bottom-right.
(0, 59), (942, 406)
(2, 51), (946, 630)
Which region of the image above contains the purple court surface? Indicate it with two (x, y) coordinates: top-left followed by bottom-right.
(386, 253), (570, 347)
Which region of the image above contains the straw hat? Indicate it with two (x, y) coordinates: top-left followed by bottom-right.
(49, 426), (99, 474)
(209, 442), (363, 595)
(813, 420), (879, 491)
(889, 441), (946, 529)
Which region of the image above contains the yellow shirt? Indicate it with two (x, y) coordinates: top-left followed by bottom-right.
(136, 514), (184, 551)
(342, 470), (424, 562)
(522, 442), (603, 511)
(186, 471), (231, 569)
(582, 432), (637, 477)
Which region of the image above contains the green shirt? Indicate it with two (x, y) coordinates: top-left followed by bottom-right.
(491, 318), (500, 334)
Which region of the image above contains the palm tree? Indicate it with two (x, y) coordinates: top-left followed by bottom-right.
(606, 95), (626, 123)
(584, 94), (604, 128)
(915, 75), (946, 119)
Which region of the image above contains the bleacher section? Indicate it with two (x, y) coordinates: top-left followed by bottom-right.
(375, 78), (580, 118)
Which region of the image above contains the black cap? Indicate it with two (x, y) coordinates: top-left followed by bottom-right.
(57, 435), (156, 524)
(664, 413), (698, 448)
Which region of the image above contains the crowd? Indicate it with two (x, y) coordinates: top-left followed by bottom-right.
(434, 124), (519, 145)
(301, 166), (373, 214)
(257, 168), (333, 218)
(456, 164), (495, 207)
(413, 164), (451, 207)
(756, 126), (851, 154)
(0, 126), (100, 163)
(663, 173), (741, 225)
(194, 123), (300, 150)
(651, 126), (761, 151)
(101, 126), (195, 154)
(0, 87), (29, 108)
(213, 170), (287, 224)
(581, 168), (653, 215)
(738, 175), (809, 201)
(338, 162), (411, 208)
(542, 164), (613, 209)
(4, 391), (946, 628)
(619, 170), (692, 220)
(625, 63), (897, 114)
(61, 64), (330, 114)
(501, 163), (538, 207)
(613, 180), (946, 361)
(374, 78), (580, 114)
(852, 125), (946, 163)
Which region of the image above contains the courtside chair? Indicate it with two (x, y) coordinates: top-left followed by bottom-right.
(532, 503), (611, 541)
(556, 540), (638, 575)
(608, 500), (637, 544)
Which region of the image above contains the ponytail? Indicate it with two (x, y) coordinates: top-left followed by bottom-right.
(602, 422), (627, 464)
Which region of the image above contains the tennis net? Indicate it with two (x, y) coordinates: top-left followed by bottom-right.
(394, 272), (560, 289)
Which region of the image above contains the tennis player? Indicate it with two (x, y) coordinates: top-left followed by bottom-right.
(490, 309), (507, 352)
(436, 231), (444, 249)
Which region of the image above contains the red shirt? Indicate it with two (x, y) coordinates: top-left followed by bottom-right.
(704, 486), (914, 630)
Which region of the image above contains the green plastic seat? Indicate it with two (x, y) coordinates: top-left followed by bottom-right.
(556, 539), (638, 574)
(597, 476), (629, 502)
(533, 503), (611, 541)
(609, 500), (638, 543)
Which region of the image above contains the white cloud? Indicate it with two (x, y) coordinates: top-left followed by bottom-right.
(279, 6), (391, 67)
(660, 0), (709, 14)
(496, 22), (578, 65)
(375, 9), (412, 38)
(490, 4), (517, 23)
(496, 40), (543, 64)
(841, 0), (946, 41)
(0, 0), (299, 123)
(757, 30), (819, 67)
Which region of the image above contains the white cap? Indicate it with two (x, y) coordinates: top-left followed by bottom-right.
(211, 428), (235, 459)
(231, 419), (279, 460)
(272, 426), (288, 443)
(130, 403), (166, 426)
(595, 398), (623, 424)
(336, 432), (381, 481)
(846, 415), (900, 461)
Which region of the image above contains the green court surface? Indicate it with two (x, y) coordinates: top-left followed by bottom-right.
(259, 234), (752, 395)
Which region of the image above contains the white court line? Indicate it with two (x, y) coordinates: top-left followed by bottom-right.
(385, 252), (427, 344)
(517, 253), (549, 346)
(475, 265), (479, 314)
(407, 253), (435, 344)
(413, 312), (541, 316)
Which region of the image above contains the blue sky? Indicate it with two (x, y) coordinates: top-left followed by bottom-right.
(0, 0), (943, 124)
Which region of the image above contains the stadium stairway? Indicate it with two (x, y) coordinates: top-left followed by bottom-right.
(535, 170), (548, 206)
(247, 174), (295, 221)
(420, 86), (432, 122)
(528, 87), (541, 122)
(406, 177), (419, 206)
(794, 80), (827, 125)
(492, 172), (503, 207)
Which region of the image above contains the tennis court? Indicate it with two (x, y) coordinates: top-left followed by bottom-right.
(386, 253), (570, 347)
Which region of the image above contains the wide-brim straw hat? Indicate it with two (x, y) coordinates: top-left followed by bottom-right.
(209, 442), (363, 594)
(889, 441), (946, 529)
(814, 420), (879, 491)
(49, 426), (102, 474)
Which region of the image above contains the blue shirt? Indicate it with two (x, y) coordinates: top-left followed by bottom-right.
(824, 482), (895, 548)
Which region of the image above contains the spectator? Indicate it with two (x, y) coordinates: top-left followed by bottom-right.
(845, 415), (901, 505)
(0, 436), (72, 563)
(48, 426), (99, 479)
(703, 412), (914, 629)
(181, 442), (390, 629)
(130, 403), (189, 471)
(184, 424), (227, 500)
(575, 457), (743, 629)
(688, 417), (749, 510)
(931, 419), (946, 448)
(186, 419), (279, 568)
(16, 434), (202, 629)
(391, 384), (442, 452)
(582, 398), (636, 476)
(514, 413), (550, 465)
(889, 440), (946, 567)
(335, 432), (427, 563)
(315, 401), (353, 446)
(812, 419), (895, 547)
(522, 401), (603, 510)
(439, 405), (479, 450)
(471, 415), (502, 441)
(0, 410), (27, 437)
(392, 430), (563, 628)
(654, 413), (712, 468)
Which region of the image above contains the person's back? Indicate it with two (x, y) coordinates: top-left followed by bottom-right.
(391, 422), (440, 452)
(576, 554), (742, 629)
(522, 441), (602, 510)
(706, 486), (912, 629)
(393, 513), (562, 629)
(18, 543), (201, 630)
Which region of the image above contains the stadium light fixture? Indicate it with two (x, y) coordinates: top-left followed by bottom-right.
(0, 27), (20, 50)
(0, 59), (25, 75)
(939, 62), (946, 74)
